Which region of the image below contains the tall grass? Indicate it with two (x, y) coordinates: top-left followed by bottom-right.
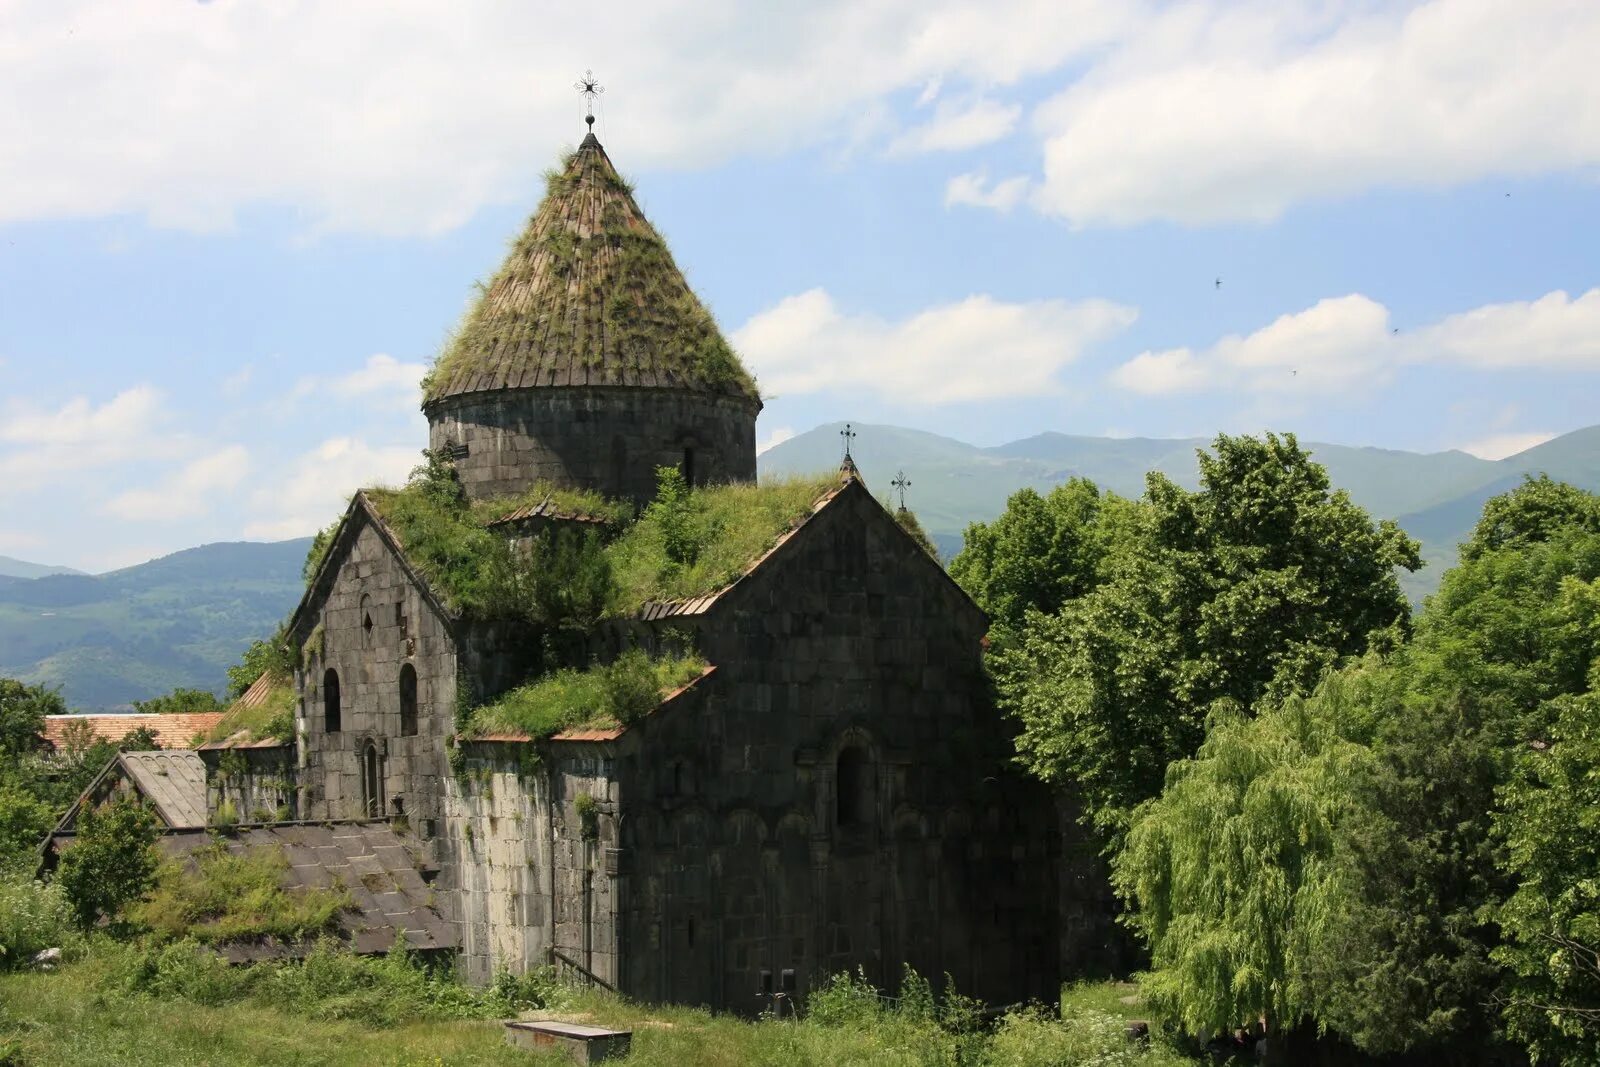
(467, 649), (705, 737)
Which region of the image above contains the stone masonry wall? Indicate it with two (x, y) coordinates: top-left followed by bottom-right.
(203, 745), (298, 824)
(296, 516), (455, 840)
(426, 387), (758, 505)
(610, 482), (1064, 1014)
(442, 742), (621, 986)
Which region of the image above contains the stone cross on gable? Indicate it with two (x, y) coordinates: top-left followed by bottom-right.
(840, 423), (856, 461)
(891, 470), (911, 511)
(574, 70), (604, 128)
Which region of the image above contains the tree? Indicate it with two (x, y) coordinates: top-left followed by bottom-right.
(56, 795), (158, 929)
(0, 679), (63, 766)
(0, 787), (52, 874)
(225, 626), (294, 698)
(995, 433), (1419, 835)
(131, 688), (223, 715)
(950, 478), (1119, 637)
(1497, 689), (1600, 1066)
(1113, 666), (1391, 1046)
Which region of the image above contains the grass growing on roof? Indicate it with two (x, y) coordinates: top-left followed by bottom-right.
(206, 678), (295, 744)
(129, 844), (352, 945)
(607, 472), (839, 610)
(466, 649), (706, 738)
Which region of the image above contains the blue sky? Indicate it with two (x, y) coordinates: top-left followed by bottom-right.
(2, 0), (1598, 571)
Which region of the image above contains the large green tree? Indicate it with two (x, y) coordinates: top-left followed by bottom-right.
(1117, 478), (1600, 1061)
(0, 679), (64, 767)
(990, 433), (1419, 835)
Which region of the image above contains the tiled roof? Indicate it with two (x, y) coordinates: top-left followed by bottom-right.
(41, 712), (225, 752)
(422, 133), (758, 405)
(119, 751), (208, 828)
(46, 822), (457, 962)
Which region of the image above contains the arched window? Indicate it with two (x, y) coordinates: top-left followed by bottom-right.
(323, 668), (341, 733)
(362, 741), (383, 819)
(836, 745), (871, 828)
(399, 663), (418, 737)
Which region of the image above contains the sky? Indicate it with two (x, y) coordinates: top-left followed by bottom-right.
(2, 0), (1599, 572)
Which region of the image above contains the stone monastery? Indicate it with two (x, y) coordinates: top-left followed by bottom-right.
(58, 127), (1107, 1012)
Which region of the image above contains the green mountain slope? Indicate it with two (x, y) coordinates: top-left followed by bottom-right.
(0, 555), (85, 580)
(0, 539), (312, 709)
(760, 422), (1600, 604)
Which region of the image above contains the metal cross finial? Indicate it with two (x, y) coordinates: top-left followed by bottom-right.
(574, 70), (604, 127)
(891, 470), (912, 511)
(840, 423), (856, 461)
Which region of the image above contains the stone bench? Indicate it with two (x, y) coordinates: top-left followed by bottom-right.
(504, 1020), (632, 1064)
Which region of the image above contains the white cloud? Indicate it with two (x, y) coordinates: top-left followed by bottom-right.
(945, 171), (1031, 212)
(757, 426), (797, 455)
(735, 288), (1137, 405)
(1031, 0), (1600, 226)
(0, 386), (184, 494)
(0, 0), (1134, 236)
(1456, 431), (1557, 461)
(889, 97), (1020, 154)
(1111, 295), (1393, 397)
(243, 437), (420, 540)
(1110, 286), (1600, 402)
(295, 354), (427, 411)
(104, 446), (251, 521)
(1414, 289), (1600, 370)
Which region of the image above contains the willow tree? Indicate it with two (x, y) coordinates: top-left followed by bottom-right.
(1112, 666), (1393, 1043)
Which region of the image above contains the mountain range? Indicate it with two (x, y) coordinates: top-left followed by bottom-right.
(757, 422), (1600, 605)
(3, 422), (1597, 708)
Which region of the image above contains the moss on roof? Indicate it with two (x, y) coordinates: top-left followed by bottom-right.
(421, 135), (758, 404)
(608, 473), (840, 610)
(465, 649), (707, 739)
(207, 675), (295, 745)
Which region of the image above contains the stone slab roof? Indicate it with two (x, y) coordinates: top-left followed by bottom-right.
(42, 712), (225, 752)
(149, 823), (456, 963)
(465, 664), (718, 745)
(422, 132), (757, 405)
(119, 751), (208, 828)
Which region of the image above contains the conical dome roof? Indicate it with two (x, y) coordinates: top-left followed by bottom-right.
(422, 133), (759, 405)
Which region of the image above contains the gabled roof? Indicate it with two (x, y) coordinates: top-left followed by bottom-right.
(422, 132), (758, 406)
(52, 749), (209, 832)
(42, 712), (225, 752)
(119, 751), (209, 827)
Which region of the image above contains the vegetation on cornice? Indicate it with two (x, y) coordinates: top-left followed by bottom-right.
(465, 649), (707, 739)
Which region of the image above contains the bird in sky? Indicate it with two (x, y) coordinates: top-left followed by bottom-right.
(1215, 277), (1222, 289)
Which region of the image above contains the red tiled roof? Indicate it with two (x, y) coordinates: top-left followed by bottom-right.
(42, 713), (225, 752)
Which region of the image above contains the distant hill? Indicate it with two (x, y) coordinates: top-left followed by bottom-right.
(0, 555), (85, 580)
(0, 539), (312, 709)
(759, 422), (1600, 604)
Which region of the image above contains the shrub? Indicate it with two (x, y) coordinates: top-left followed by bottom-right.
(0, 787), (52, 875)
(805, 967), (883, 1028)
(988, 1006), (1189, 1067)
(129, 845), (351, 945)
(56, 797), (159, 929)
(0, 873), (76, 969)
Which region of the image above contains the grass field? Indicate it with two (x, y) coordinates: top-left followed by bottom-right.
(0, 961), (1193, 1067)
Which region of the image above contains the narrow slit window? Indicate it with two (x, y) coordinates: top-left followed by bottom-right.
(323, 668), (341, 733)
(399, 663), (418, 737)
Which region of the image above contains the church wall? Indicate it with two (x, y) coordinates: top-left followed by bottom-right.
(442, 741), (621, 986)
(426, 387), (758, 505)
(612, 484), (1064, 1014)
(297, 518), (456, 838)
